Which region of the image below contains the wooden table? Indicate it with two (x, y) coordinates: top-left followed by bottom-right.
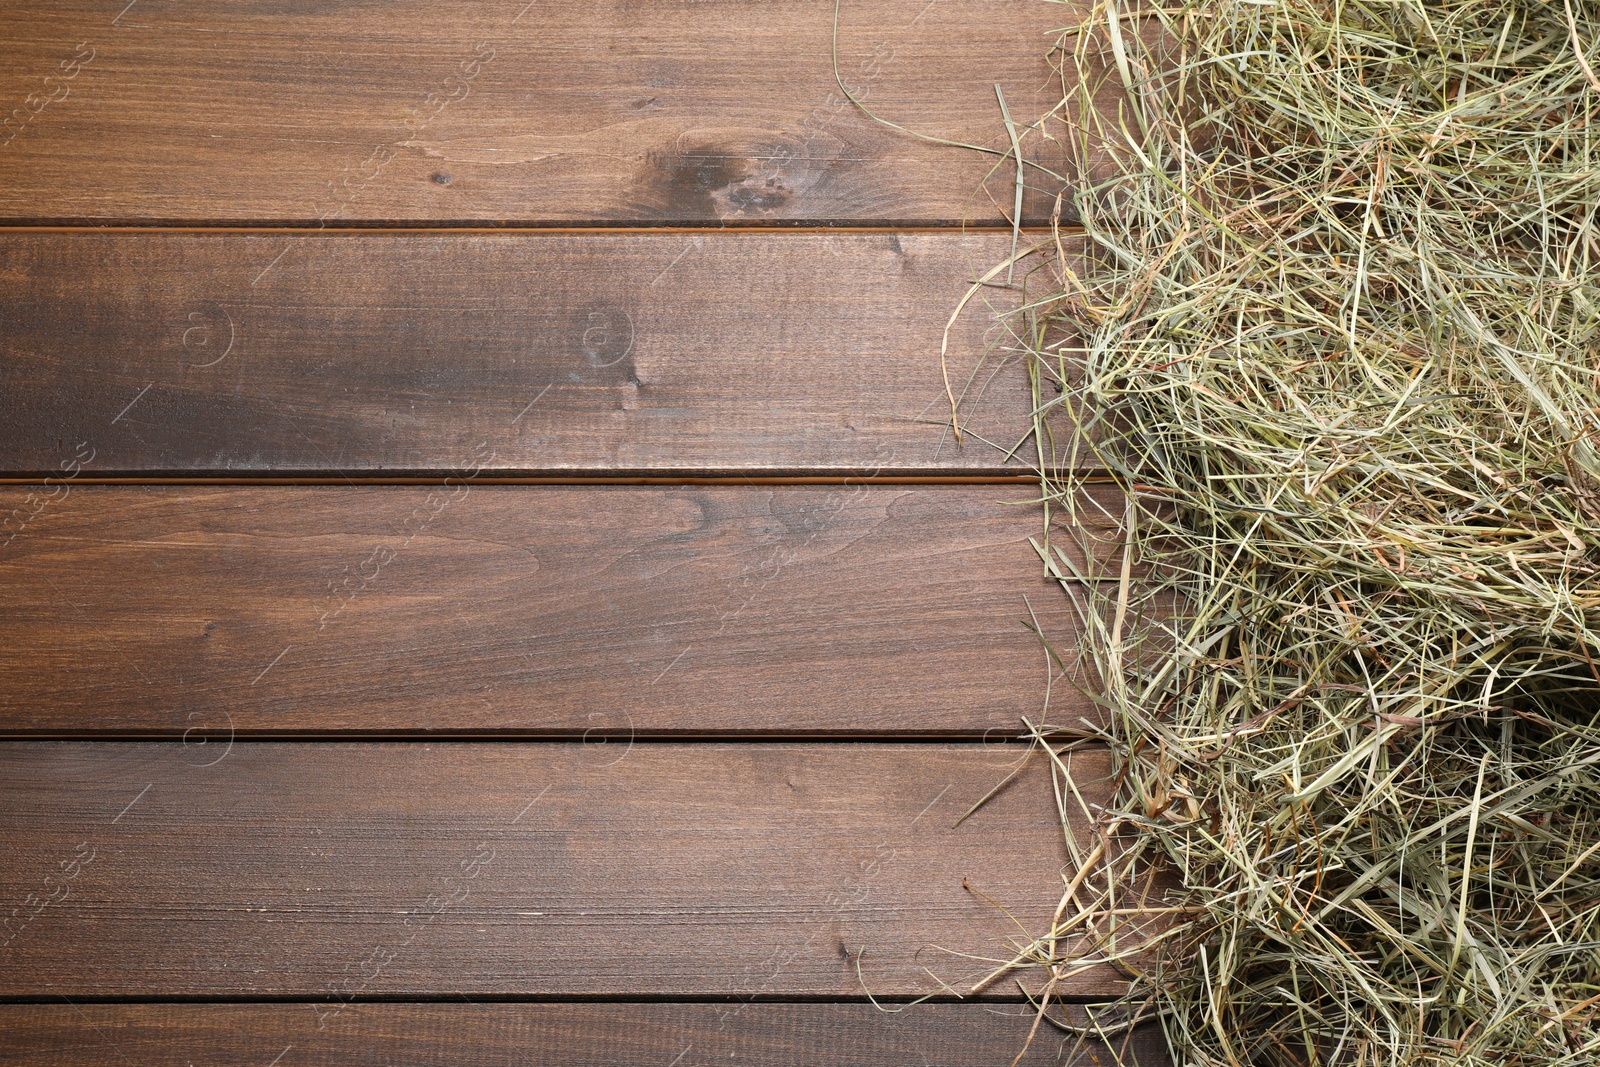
(0, 2), (1167, 1063)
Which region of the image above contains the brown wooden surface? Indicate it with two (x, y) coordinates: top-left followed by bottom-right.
(0, 1004), (1172, 1066)
(0, 485), (1089, 736)
(0, 0), (1079, 226)
(0, 741), (1122, 998)
(0, 231), (1047, 478)
(0, 0), (1169, 1058)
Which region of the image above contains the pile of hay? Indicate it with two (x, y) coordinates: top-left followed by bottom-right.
(1012, 1), (1600, 1063)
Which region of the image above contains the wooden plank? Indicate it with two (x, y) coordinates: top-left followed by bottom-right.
(0, 741), (1123, 998)
(0, 1004), (1172, 1066)
(0, 231), (1046, 478)
(0, 485), (1098, 736)
(0, 0), (1079, 226)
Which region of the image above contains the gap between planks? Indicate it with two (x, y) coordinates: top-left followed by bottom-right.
(0, 994), (1128, 1006)
(0, 224), (1078, 235)
(0, 731), (1070, 742)
(0, 474), (1047, 486)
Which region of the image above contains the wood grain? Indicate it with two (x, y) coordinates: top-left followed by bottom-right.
(0, 741), (1123, 998)
(0, 231), (1051, 478)
(0, 485), (1103, 736)
(0, 1004), (1172, 1066)
(0, 0), (1083, 226)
